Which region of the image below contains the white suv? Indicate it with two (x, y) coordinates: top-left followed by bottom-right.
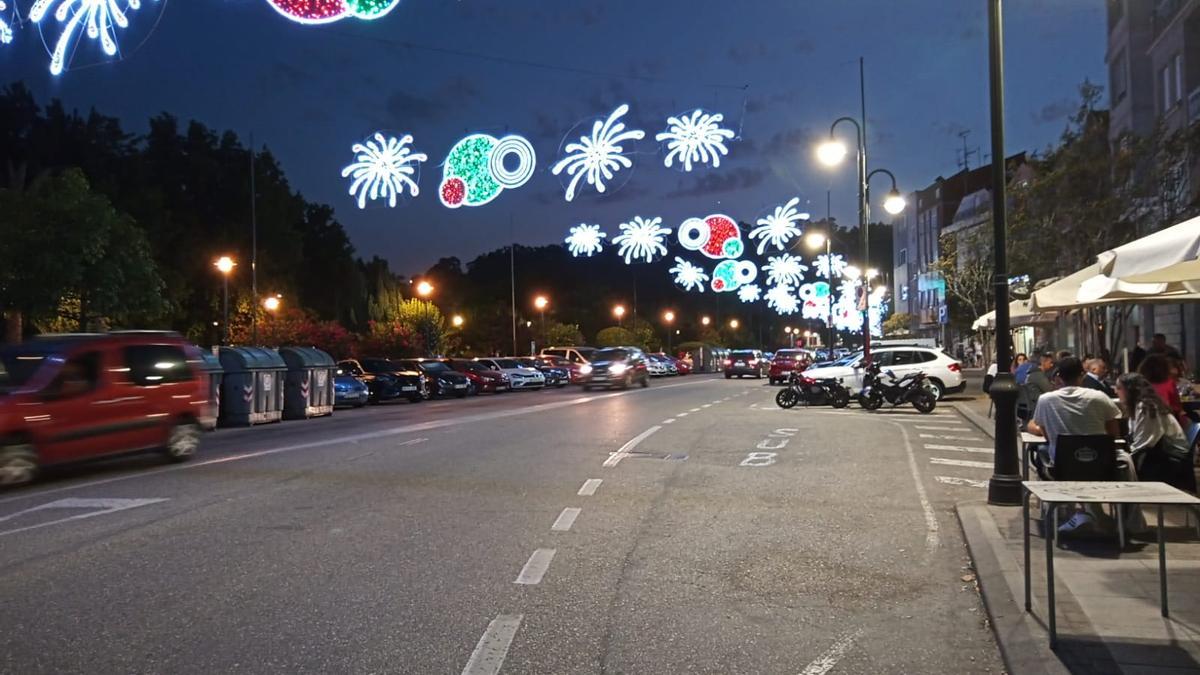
(802, 346), (965, 400)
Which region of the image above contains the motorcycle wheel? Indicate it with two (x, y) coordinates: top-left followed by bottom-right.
(912, 391), (937, 414)
(775, 389), (799, 409)
(830, 388), (850, 409)
(859, 392), (883, 411)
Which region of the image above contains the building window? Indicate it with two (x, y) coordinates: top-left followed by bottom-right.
(1110, 48), (1128, 105)
(1174, 53), (1184, 104)
(898, 248), (907, 266)
(1162, 63), (1173, 112)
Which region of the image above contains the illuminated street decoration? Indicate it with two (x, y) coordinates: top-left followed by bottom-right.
(669, 257), (708, 292)
(764, 254), (808, 287)
(711, 260), (757, 293)
(29, 0), (160, 75)
(341, 133), (427, 209)
(678, 214), (743, 260)
(814, 253), (848, 279)
(832, 279), (863, 332)
(765, 283), (799, 316)
(798, 281), (832, 321)
(552, 104), (645, 202)
(613, 216), (670, 264)
(655, 109), (735, 172)
(439, 133), (535, 208)
(264, 0), (400, 24)
(0, 2), (11, 45)
(565, 223), (607, 257)
(737, 284), (761, 303)
(749, 197), (808, 254)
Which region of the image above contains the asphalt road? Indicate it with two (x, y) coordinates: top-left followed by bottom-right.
(0, 375), (1004, 674)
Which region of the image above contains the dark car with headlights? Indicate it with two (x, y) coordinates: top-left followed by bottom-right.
(517, 357), (569, 388)
(337, 358), (423, 403)
(448, 359), (508, 394)
(396, 359), (471, 399)
(333, 370), (370, 408)
(581, 347), (650, 390)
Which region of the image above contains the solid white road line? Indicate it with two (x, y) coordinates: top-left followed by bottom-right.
(930, 457), (994, 469)
(515, 548), (556, 585)
(0, 498), (168, 538)
(0, 377), (724, 508)
(919, 433), (981, 441)
(924, 444), (993, 454)
(935, 476), (988, 489)
(676, 412), (689, 418)
(551, 507), (581, 532)
(798, 628), (865, 675)
(461, 614), (523, 675)
(914, 425), (969, 431)
(603, 426), (662, 468)
(577, 479), (602, 496)
(891, 423), (941, 557)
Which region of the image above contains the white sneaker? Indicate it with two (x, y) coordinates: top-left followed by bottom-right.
(1058, 512), (1094, 534)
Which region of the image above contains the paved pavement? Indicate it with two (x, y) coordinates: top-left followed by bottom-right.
(0, 375), (1003, 673)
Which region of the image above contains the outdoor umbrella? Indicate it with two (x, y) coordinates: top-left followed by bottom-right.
(1029, 264), (1175, 310)
(1097, 215), (1200, 284)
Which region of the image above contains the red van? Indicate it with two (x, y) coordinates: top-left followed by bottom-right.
(0, 332), (210, 487)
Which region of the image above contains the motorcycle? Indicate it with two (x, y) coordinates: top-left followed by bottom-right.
(857, 362), (937, 414)
(775, 371), (851, 409)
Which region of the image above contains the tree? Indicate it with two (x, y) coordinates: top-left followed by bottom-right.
(882, 313), (913, 336)
(595, 327), (636, 347)
(543, 321), (584, 346)
(931, 228), (992, 331)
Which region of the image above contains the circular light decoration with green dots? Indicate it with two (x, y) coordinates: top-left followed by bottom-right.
(265, 0), (401, 24)
(439, 134), (536, 209)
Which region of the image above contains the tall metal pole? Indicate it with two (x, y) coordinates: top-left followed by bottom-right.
(510, 216), (517, 356)
(827, 190), (835, 352)
(250, 132), (258, 344)
(859, 57), (872, 363)
(222, 275), (230, 346)
(986, 0), (1022, 506)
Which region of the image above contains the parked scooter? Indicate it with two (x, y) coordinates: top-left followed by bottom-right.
(857, 362), (937, 414)
(776, 371), (851, 409)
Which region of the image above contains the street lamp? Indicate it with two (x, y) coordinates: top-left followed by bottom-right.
(663, 310), (675, 354)
(701, 315), (711, 327)
(213, 256), (236, 345)
(729, 318), (739, 329)
(262, 295), (281, 312)
(534, 295), (549, 344)
(784, 326), (794, 348)
(416, 280), (434, 298)
(452, 314), (464, 328)
(613, 304), (626, 328)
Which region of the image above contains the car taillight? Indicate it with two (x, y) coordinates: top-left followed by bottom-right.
(748, 359), (757, 365)
(948, 363), (962, 373)
(724, 359), (732, 366)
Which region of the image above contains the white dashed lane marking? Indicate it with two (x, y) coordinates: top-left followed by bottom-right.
(919, 433), (983, 441)
(515, 549), (556, 585)
(935, 476), (989, 489)
(923, 444), (993, 454)
(930, 457), (993, 469)
(551, 508), (581, 532)
(603, 426), (662, 468)
(461, 614), (523, 675)
(676, 412), (689, 418)
(577, 479), (602, 496)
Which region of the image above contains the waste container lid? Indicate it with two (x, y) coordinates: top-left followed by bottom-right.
(218, 346), (286, 371)
(278, 346), (336, 369)
(197, 351), (223, 373)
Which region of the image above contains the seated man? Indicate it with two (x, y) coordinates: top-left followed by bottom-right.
(1028, 357), (1136, 534)
(1081, 358), (1117, 398)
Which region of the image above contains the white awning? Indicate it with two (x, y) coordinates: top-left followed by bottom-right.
(1097, 215), (1200, 284)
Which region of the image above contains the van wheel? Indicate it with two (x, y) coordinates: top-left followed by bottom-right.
(0, 443), (37, 487)
(162, 422), (201, 463)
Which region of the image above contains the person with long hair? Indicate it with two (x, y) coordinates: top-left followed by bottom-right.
(1139, 353), (1186, 427)
(1117, 373), (1192, 486)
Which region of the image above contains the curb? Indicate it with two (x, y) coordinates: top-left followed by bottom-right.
(950, 401), (996, 440)
(956, 502), (1071, 675)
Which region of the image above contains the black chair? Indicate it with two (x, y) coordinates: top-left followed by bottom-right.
(1051, 435), (1125, 547)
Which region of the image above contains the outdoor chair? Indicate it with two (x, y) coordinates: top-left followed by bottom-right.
(1051, 434), (1127, 548)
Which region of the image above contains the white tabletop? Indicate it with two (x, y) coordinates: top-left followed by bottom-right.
(1021, 431), (1045, 445)
(1023, 481), (1200, 505)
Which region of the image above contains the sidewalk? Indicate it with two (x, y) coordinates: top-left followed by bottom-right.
(954, 397), (1200, 674)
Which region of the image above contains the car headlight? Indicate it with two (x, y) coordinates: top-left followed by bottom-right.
(610, 363), (628, 375)
(580, 364), (593, 375)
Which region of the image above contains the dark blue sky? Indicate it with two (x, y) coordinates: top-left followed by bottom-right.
(3, 0), (1104, 275)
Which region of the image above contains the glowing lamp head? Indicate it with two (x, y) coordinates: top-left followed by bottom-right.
(805, 232), (827, 250)
(416, 281), (434, 297)
(613, 305), (626, 319)
(883, 189), (907, 215)
(729, 319), (740, 329)
(701, 316), (711, 326)
(663, 311), (675, 323)
(263, 296), (281, 312)
(534, 296), (549, 310)
(816, 140), (848, 167)
(784, 327), (793, 334)
(452, 315), (464, 328)
(214, 256), (236, 274)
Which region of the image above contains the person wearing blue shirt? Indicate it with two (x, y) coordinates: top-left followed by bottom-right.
(1013, 352), (1032, 384)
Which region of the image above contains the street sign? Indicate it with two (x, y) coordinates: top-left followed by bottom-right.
(938, 305), (948, 325)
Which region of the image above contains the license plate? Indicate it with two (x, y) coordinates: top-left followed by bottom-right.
(401, 386), (417, 392)
(454, 383), (467, 389)
(735, 361), (745, 366)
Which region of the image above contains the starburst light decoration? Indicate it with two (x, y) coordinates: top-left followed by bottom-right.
(711, 260), (757, 293)
(678, 214), (744, 259)
(565, 224), (607, 257)
(655, 109), (735, 172)
(341, 133), (426, 209)
(814, 253), (848, 279)
(440, 133), (535, 208)
(798, 282), (832, 322)
(766, 283), (799, 316)
(0, 2), (12, 45)
(613, 216), (670, 264)
(552, 104), (645, 202)
(832, 279), (864, 332)
(265, 0), (401, 24)
(764, 254), (808, 287)
(749, 198), (809, 254)
(737, 284), (761, 303)
(669, 257), (708, 292)
(29, 0), (160, 75)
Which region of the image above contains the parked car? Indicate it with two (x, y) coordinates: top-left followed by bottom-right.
(475, 357), (546, 390)
(581, 347), (650, 390)
(646, 354), (676, 377)
(517, 357), (569, 387)
(724, 349), (766, 378)
(653, 353), (691, 375)
(395, 359), (471, 398)
(0, 332), (211, 487)
(337, 358), (424, 403)
(333, 370), (370, 408)
(801, 346), (965, 399)
(447, 359), (508, 394)
(535, 354), (584, 384)
(539, 346), (597, 366)
(768, 348), (814, 385)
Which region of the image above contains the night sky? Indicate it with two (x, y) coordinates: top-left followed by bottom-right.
(2, 0), (1104, 275)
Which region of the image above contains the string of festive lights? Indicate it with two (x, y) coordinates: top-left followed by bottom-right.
(439, 133), (535, 208)
(265, 0), (400, 24)
(678, 214), (744, 260)
(613, 216), (670, 264)
(29, 0), (160, 76)
(341, 132), (426, 209)
(655, 109), (735, 172)
(711, 260), (757, 293)
(552, 104), (644, 202)
(565, 223), (607, 257)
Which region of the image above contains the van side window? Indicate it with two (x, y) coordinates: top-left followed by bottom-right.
(45, 351), (102, 398)
(124, 345), (193, 386)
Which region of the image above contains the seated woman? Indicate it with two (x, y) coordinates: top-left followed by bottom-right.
(1117, 372), (1193, 490)
(1139, 354), (1188, 429)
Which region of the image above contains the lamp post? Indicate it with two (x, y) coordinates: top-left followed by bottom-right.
(214, 256), (236, 346)
(613, 304), (626, 328)
(534, 295), (549, 344)
(263, 295), (281, 313)
(415, 280), (435, 356)
(663, 310), (675, 354)
(452, 314), (464, 328)
(729, 318), (739, 330)
(701, 315), (711, 327)
(986, 0), (1021, 507)
(784, 326), (793, 347)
